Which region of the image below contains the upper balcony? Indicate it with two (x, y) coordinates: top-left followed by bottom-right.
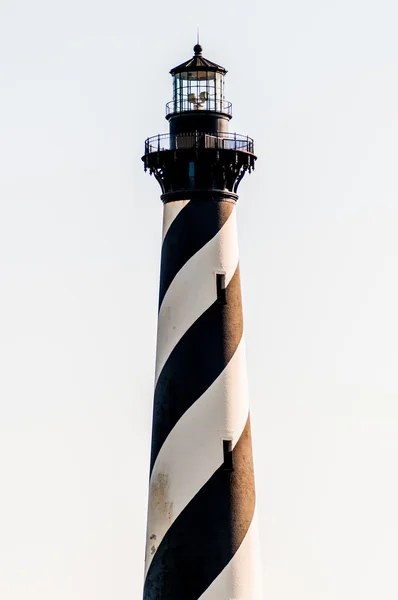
(166, 98), (233, 117)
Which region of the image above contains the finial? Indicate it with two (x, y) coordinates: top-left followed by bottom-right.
(194, 27), (202, 55)
(194, 43), (203, 56)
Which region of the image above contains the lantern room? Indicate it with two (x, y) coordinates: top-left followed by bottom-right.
(166, 45), (232, 117)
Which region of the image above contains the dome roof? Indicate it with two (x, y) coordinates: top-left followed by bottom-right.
(170, 45), (227, 75)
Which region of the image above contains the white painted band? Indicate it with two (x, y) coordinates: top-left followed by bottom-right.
(162, 199), (190, 241)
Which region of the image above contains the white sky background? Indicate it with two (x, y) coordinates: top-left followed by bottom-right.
(1, 0), (398, 598)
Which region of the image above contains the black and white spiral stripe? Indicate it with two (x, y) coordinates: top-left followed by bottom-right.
(144, 199), (261, 599)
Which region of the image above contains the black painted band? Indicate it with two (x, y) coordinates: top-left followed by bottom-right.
(159, 200), (233, 308)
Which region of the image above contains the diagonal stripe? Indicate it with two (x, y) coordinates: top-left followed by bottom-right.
(145, 339), (250, 575)
(158, 200), (234, 308)
(155, 209), (239, 384)
(198, 510), (263, 600)
(143, 416), (256, 600)
(150, 265), (243, 474)
(162, 199), (190, 241)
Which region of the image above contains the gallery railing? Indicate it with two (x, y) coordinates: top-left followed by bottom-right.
(166, 99), (233, 116)
(144, 131), (254, 155)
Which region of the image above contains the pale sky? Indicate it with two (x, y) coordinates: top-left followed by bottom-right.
(1, 0), (398, 598)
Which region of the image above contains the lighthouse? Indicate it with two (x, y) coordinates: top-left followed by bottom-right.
(142, 44), (261, 599)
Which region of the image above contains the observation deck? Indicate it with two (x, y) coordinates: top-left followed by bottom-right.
(144, 131), (255, 157)
(143, 130), (256, 203)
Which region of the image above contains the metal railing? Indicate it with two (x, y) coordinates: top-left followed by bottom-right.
(166, 99), (233, 116)
(144, 132), (254, 155)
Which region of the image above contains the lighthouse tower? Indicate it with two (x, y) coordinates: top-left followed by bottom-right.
(142, 44), (261, 599)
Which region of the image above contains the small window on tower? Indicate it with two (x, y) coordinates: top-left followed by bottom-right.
(216, 273), (226, 304)
(223, 440), (233, 471)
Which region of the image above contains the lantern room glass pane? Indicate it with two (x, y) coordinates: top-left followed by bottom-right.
(215, 73), (224, 112)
